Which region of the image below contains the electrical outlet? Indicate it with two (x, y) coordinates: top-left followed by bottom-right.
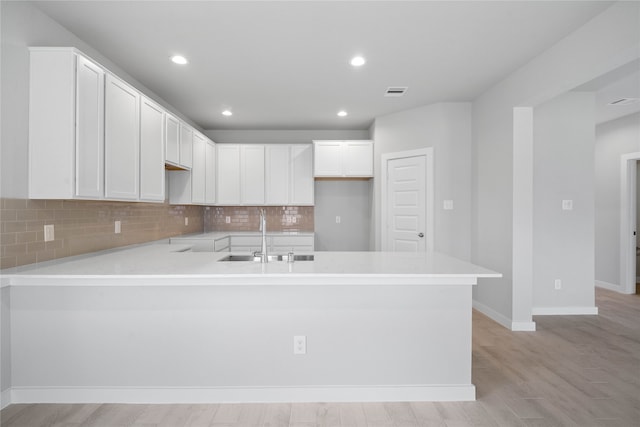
(562, 200), (573, 210)
(292, 216), (297, 224)
(185, 217), (189, 226)
(44, 224), (54, 242)
(444, 200), (454, 210)
(225, 216), (231, 224)
(336, 216), (341, 224)
(554, 279), (562, 290)
(114, 220), (121, 234)
(294, 335), (307, 355)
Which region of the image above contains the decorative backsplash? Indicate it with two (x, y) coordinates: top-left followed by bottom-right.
(0, 198), (204, 269)
(204, 206), (314, 233)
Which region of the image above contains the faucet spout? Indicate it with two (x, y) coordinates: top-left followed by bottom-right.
(257, 209), (268, 263)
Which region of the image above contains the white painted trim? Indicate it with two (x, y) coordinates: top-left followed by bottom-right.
(381, 147), (434, 252)
(511, 322), (537, 332)
(620, 153), (640, 295)
(511, 107), (534, 329)
(1, 388), (11, 410)
(532, 307), (599, 315)
(472, 300), (512, 330)
(9, 385), (475, 403)
(595, 280), (622, 292)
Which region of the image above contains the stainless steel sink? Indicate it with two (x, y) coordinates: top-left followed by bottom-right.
(218, 254), (314, 262)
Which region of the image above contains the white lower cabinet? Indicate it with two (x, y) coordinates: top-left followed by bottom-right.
(271, 235), (315, 252)
(105, 74), (140, 200)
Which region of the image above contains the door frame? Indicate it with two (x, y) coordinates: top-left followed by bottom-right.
(381, 147), (434, 252)
(620, 152), (640, 294)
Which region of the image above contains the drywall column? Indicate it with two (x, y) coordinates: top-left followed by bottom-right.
(532, 91), (596, 314)
(511, 108), (535, 330)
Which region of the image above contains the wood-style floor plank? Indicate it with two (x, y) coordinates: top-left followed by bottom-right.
(1, 287), (638, 427)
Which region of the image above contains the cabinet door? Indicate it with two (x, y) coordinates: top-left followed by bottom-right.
(191, 133), (206, 204)
(344, 141), (373, 176)
(140, 97), (165, 202)
(105, 74), (140, 200)
(265, 145), (290, 205)
(165, 114), (180, 165)
(241, 145), (265, 204)
(205, 141), (216, 204)
(291, 144), (314, 205)
(180, 123), (193, 169)
(313, 141), (343, 176)
(75, 55), (105, 198)
(216, 144), (241, 204)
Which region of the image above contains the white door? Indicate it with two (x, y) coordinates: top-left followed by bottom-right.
(165, 114), (180, 166)
(384, 151), (432, 252)
(205, 141), (216, 204)
(265, 145), (290, 205)
(191, 133), (206, 204)
(291, 144), (314, 205)
(241, 145), (265, 204)
(179, 124), (193, 169)
(216, 144), (241, 205)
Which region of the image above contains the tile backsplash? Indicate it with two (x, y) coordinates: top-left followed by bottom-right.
(0, 198), (204, 269)
(205, 206), (314, 233)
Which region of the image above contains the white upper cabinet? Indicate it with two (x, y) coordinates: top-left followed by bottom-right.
(313, 140), (374, 178)
(266, 144), (314, 205)
(104, 74), (140, 200)
(290, 144), (314, 205)
(216, 144), (266, 205)
(180, 123), (193, 169)
(29, 48), (105, 199)
(205, 141), (216, 204)
(265, 145), (290, 205)
(165, 114), (180, 166)
(190, 132), (207, 204)
(240, 145), (265, 205)
(139, 96), (165, 202)
(216, 144), (241, 205)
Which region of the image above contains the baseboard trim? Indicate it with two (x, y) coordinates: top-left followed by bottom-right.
(8, 385), (476, 404)
(595, 280), (622, 292)
(532, 306), (599, 315)
(511, 321), (536, 331)
(472, 300), (511, 330)
(1, 388), (11, 410)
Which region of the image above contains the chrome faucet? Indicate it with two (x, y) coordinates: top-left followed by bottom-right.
(254, 209), (268, 263)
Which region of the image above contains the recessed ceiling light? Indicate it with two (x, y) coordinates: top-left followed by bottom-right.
(337, 111), (348, 117)
(170, 55), (188, 65)
(350, 56), (366, 67)
(222, 110), (233, 116)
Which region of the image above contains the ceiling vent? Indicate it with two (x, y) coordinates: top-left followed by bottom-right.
(608, 98), (640, 106)
(384, 87), (408, 97)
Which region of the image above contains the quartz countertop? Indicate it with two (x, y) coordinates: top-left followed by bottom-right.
(1, 241), (501, 287)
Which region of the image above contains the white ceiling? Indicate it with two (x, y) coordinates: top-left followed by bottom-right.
(31, 1), (615, 131)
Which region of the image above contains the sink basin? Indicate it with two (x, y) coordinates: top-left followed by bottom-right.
(218, 254), (314, 262)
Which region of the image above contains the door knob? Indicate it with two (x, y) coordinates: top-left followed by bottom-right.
(418, 233), (424, 238)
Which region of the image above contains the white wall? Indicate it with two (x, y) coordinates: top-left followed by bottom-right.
(532, 92), (596, 313)
(595, 112), (640, 288)
(371, 103), (472, 259)
(314, 180), (372, 251)
(472, 1), (640, 327)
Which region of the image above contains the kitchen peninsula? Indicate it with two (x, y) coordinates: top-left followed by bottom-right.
(2, 241), (500, 404)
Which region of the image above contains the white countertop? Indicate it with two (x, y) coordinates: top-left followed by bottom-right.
(2, 241), (501, 287)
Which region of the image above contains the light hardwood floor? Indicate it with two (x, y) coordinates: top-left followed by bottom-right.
(1, 287), (638, 427)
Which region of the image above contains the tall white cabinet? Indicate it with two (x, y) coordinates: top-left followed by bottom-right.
(105, 75), (140, 200)
(139, 97), (165, 202)
(29, 48), (106, 199)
